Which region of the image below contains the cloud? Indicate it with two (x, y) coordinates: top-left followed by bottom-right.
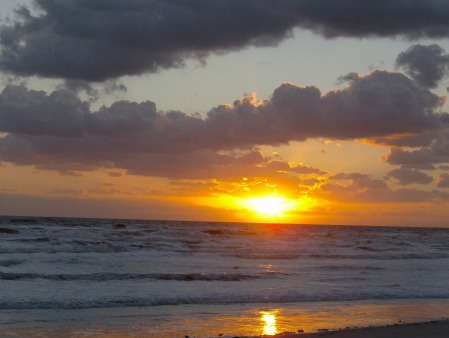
(331, 173), (388, 189)
(265, 160), (326, 175)
(206, 71), (445, 145)
(0, 191), (222, 221)
(3, 1), (449, 81)
(168, 180), (221, 197)
(0, 70), (447, 177)
(396, 44), (449, 88)
(368, 132), (437, 148)
(367, 188), (447, 203)
(107, 171), (124, 178)
(438, 173), (449, 188)
(320, 172), (447, 204)
(48, 188), (84, 196)
(61, 79), (127, 102)
(385, 130), (449, 167)
(386, 168), (433, 185)
(0, 85), (88, 137)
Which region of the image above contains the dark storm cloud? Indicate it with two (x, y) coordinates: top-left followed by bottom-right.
(396, 44), (449, 88)
(3, 0), (449, 81)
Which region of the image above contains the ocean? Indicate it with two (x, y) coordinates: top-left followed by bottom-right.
(1, 216), (449, 337)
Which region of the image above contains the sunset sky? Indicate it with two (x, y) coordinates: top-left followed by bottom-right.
(1, 1), (449, 226)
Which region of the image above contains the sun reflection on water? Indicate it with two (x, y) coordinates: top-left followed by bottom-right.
(260, 310), (278, 336)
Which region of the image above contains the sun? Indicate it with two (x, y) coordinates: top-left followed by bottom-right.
(242, 195), (297, 218)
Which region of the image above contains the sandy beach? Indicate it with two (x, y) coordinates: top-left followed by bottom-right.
(253, 320), (449, 338)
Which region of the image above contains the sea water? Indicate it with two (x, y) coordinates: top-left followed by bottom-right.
(1, 216), (449, 337)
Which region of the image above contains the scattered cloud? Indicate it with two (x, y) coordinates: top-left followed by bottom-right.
(59, 170), (84, 177)
(331, 173), (388, 190)
(438, 173), (449, 188)
(107, 171), (124, 178)
(61, 79), (127, 102)
(385, 130), (449, 167)
(320, 172), (446, 204)
(386, 168), (434, 185)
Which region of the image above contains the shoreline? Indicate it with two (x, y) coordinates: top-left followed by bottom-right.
(2, 300), (449, 337)
(245, 320), (449, 338)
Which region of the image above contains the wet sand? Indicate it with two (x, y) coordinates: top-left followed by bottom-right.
(2, 320), (449, 337)
(2, 300), (449, 337)
(257, 320), (449, 338)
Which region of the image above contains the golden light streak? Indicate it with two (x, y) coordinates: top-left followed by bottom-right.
(260, 310), (278, 336)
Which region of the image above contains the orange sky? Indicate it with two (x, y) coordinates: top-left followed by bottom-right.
(1, 137), (448, 227)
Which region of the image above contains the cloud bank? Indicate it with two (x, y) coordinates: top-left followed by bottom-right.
(0, 70), (447, 178)
(3, 0), (449, 81)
